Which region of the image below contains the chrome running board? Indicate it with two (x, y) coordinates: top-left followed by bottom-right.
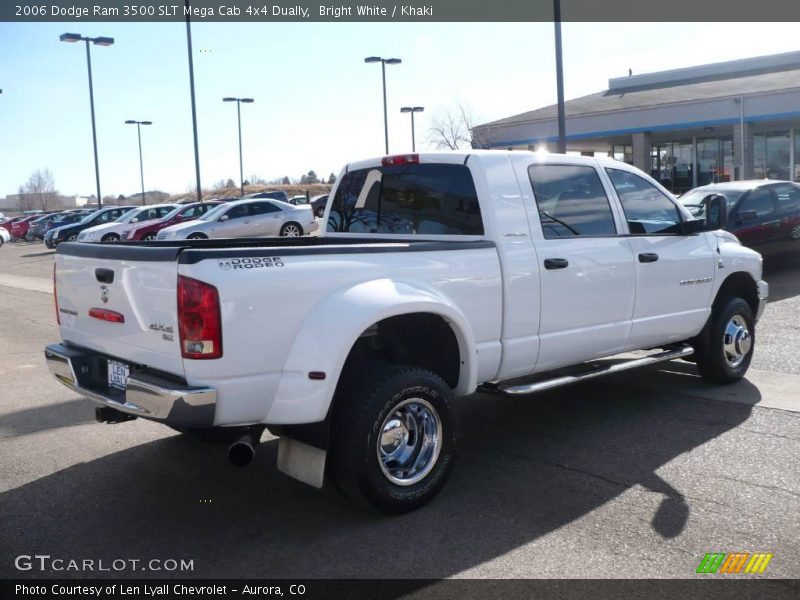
(490, 344), (694, 396)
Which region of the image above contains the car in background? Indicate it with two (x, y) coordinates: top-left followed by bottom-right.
(124, 201), (222, 241)
(9, 215), (41, 241)
(45, 206), (136, 248)
(310, 194), (329, 218)
(287, 194), (310, 206)
(0, 216), (27, 235)
(240, 190), (289, 203)
(0, 226), (9, 247)
(28, 212), (72, 240)
(78, 204), (178, 243)
(43, 210), (94, 236)
(679, 180), (800, 255)
(157, 198), (318, 240)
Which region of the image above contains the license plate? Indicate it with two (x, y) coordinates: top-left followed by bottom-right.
(108, 360), (129, 391)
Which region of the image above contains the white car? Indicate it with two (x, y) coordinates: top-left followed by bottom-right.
(78, 204), (178, 243)
(0, 226), (10, 247)
(157, 198), (318, 240)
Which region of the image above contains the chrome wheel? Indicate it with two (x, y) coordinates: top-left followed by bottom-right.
(281, 224), (301, 237)
(377, 398), (442, 486)
(791, 224), (800, 240)
(723, 314), (751, 368)
(143, 233), (156, 241)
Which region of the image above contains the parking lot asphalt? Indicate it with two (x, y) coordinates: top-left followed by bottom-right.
(0, 241), (799, 580)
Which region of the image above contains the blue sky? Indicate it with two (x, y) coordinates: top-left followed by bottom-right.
(1, 21), (799, 198)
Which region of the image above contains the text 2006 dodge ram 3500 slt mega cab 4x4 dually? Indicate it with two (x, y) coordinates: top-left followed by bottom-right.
(46, 151), (768, 513)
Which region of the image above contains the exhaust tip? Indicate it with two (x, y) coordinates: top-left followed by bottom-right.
(228, 441), (255, 467)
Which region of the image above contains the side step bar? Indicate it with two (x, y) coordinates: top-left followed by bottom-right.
(488, 344), (694, 396)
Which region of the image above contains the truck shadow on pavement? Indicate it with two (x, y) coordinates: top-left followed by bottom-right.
(0, 371), (756, 580)
(0, 398), (97, 439)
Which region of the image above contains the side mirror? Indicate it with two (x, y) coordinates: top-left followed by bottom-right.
(683, 194), (728, 233)
(738, 209), (757, 223)
(131, 218), (139, 223)
(219, 214), (229, 221)
(705, 194), (728, 230)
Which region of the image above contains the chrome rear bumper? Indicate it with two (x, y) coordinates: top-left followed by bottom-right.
(45, 343), (216, 428)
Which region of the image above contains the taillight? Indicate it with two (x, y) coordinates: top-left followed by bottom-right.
(88, 308), (125, 323)
(382, 153), (419, 167)
(177, 275), (222, 359)
(53, 263), (60, 325)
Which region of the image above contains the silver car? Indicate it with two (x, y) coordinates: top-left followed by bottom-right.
(156, 199), (318, 240)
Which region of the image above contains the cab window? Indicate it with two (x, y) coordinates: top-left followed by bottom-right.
(606, 168), (682, 234)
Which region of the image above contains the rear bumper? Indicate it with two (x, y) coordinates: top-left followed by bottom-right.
(45, 342), (217, 428)
(756, 279), (769, 321)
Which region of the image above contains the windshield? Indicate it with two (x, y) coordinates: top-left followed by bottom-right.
(79, 210), (103, 223)
(161, 205), (184, 221)
(114, 207), (146, 223)
(199, 204), (228, 221)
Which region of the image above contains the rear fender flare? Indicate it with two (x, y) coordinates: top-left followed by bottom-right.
(266, 278), (477, 424)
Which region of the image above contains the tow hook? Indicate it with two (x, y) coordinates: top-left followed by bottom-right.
(228, 426), (265, 467)
(95, 406), (137, 424)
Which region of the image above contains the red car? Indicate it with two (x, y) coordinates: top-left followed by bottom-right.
(9, 215), (41, 241)
(0, 216), (27, 235)
(123, 201), (222, 241)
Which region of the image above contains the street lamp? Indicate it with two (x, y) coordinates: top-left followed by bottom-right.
(552, 0), (567, 154)
(125, 120), (153, 205)
(60, 32), (114, 208)
(364, 56), (402, 154)
(222, 97), (254, 197)
(400, 106), (424, 152)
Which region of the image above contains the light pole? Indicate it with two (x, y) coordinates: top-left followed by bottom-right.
(125, 120), (152, 205)
(400, 106), (424, 152)
(364, 56), (401, 154)
(553, 0), (567, 154)
(185, 0), (202, 202)
(60, 32), (114, 208)
(222, 97), (254, 197)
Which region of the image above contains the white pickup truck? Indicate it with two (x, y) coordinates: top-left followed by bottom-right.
(46, 151), (768, 513)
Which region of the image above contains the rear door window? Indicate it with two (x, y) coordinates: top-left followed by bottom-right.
(528, 164), (617, 238)
(327, 163), (483, 235)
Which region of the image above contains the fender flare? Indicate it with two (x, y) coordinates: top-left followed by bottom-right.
(265, 278), (478, 424)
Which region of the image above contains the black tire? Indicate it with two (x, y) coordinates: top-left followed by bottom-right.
(142, 233), (156, 241)
(695, 297), (755, 385)
(187, 232), (207, 240)
(102, 233), (120, 243)
(65, 233), (78, 242)
(328, 363), (459, 514)
(0, 236), (4, 247)
(280, 222), (303, 237)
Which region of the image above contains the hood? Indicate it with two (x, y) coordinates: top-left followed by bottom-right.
(79, 222), (118, 238)
(160, 219), (206, 234)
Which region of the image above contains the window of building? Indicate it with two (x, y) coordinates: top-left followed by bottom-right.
(606, 168), (682, 235)
(528, 165), (617, 238)
(753, 131), (790, 180)
(611, 145), (632, 165)
(795, 132), (800, 182)
(327, 163), (484, 235)
(697, 137), (734, 187)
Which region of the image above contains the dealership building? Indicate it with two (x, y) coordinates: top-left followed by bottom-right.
(473, 51), (800, 194)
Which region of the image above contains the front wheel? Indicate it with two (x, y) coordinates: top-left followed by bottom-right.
(280, 222), (302, 237)
(695, 297), (755, 384)
(102, 233), (120, 243)
(142, 233), (156, 241)
(187, 232), (207, 240)
(329, 363), (459, 514)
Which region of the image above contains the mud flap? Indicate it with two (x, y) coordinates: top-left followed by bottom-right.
(277, 437), (326, 488)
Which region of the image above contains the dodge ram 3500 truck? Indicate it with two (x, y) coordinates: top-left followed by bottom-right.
(46, 151), (768, 513)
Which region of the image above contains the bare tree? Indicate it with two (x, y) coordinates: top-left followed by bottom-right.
(20, 168), (58, 211)
(428, 104), (487, 150)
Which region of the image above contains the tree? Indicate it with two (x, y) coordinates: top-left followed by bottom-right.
(427, 104), (487, 150)
(20, 168), (58, 211)
(225, 178), (235, 189)
(281, 176), (290, 185)
(302, 170), (319, 184)
(328, 173), (336, 184)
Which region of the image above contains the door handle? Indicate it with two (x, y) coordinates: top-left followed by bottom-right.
(544, 258), (569, 270)
(763, 220), (781, 226)
(638, 253), (659, 263)
(95, 268), (114, 284)
(243, 220), (251, 224)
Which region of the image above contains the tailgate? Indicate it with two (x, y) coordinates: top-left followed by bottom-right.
(55, 250), (184, 377)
